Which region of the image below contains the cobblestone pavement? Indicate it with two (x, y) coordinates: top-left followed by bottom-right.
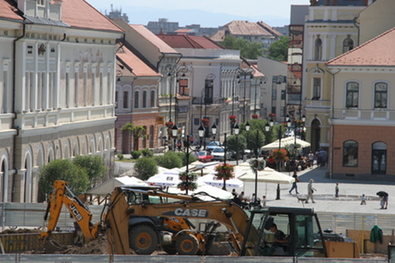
(240, 165), (395, 214)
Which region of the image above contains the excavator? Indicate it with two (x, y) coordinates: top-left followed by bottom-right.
(40, 180), (359, 258)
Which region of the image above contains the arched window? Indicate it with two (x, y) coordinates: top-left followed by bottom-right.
(343, 36), (354, 53)
(343, 140), (358, 167)
(143, 90), (147, 108)
(374, 82), (387, 108)
(346, 82), (359, 108)
(150, 90), (155, 107)
(314, 37), (322, 61)
(134, 91), (139, 108)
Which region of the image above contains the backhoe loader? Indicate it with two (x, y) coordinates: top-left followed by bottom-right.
(40, 180), (359, 258)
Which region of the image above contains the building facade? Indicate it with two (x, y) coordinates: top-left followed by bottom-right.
(0, 0), (123, 202)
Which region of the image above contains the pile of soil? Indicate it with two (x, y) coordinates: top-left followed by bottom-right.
(59, 236), (109, 254)
(0, 228), (41, 234)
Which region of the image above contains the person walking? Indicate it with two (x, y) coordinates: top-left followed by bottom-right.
(335, 183), (339, 198)
(305, 179), (316, 203)
(308, 151), (315, 168)
(360, 194), (367, 205)
(289, 171), (300, 194)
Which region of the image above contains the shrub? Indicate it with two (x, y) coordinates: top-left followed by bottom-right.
(131, 150), (142, 159)
(117, 153), (124, 160)
(176, 152), (197, 167)
(134, 157), (158, 180)
(154, 151), (182, 169)
(141, 148), (154, 157)
(72, 155), (107, 188)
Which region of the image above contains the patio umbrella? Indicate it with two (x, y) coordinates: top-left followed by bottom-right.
(238, 168), (294, 184)
(197, 173), (244, 188)
(146, 169), (181, 187)
(377, 191), (388, 197)
(261, 137), (310, 150)
(167, 181), (234, 200)
(87, 176), (148, 195)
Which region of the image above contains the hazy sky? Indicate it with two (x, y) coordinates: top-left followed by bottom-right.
(86, 0), (310, 27)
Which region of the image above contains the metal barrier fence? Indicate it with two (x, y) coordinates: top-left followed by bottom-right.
(0, 254), (389, 263)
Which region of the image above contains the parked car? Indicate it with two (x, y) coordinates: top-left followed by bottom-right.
(206, 141), (221, 151)
(211, 147), (232, 161)
(197, 151), (213, 163)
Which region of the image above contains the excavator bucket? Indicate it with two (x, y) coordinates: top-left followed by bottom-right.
(43, 238), (67, 254)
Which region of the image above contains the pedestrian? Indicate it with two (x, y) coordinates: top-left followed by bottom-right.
(308, 151), (315, 168)
(360, 194), (367, 205)
(261, 196), (266, 207)
(231, 189), (238, 198)
(377, 191), (389, 209)
(289, 171), (300, 194)
(305, 179), (316, 203)
(335, 183), (339, 198)
(316, 153), (323, 168)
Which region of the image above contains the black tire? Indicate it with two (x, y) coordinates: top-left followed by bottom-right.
(129, 224), (158, 255)
(175, 234), (199, 255)
(162, 243), (177, 255)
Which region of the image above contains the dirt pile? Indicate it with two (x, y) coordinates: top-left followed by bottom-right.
(0, 228), (41, 234)
(57, 235), (109, 254)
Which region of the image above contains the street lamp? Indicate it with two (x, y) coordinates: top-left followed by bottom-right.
(234, 124), (240, 165)
(198, 124), (205, 150)
(275, 118), (291, 200)
(172, 126), (192, 194)
(211, 123), (217, 141)
(172, 125), (178, 151)
(292, 115), (306, 169)
(245, 122), (259, 204)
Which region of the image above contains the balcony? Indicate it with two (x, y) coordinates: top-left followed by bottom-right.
(192, 97), (227, 105)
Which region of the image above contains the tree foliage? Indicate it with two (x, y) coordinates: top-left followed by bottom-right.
(176, 152), (197, 167)
(39, 159), (90, 198)
(221, 35), (263, 59)
(121, 123), (146, 150)
(72, 155), (107, 188)
(267, 36), (289, 62)
(134, 157), (158, 180)
(154, 151), (183, 169)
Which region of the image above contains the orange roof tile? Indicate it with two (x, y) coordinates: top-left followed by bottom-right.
(0, 0), (23, 21)
(129, 24), (178, 54)
(327, 27), (395, 66)
(117, 45), (161, 77)
(157, 34), (223, 49)
(62, 0), (122, 32)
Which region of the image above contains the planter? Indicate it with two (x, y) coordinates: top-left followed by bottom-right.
(214, 163), (235, 180)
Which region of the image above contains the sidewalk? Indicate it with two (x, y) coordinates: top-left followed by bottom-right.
(240, 165), (395, 214)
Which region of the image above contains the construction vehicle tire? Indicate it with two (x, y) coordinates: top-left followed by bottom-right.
(129, 224), (158, 255)
(175, 233), (199, 255)
(162, 243), (177, 255)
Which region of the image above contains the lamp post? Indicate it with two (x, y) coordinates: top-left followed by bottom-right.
(293, 115), (306, 168)
(245, 122), (259, 204)
(198, 124), (205, 150)
(172, 125), (178, 151)
(222, 132), (228, 190)
(234, 124), (240, 165)
(172, 125), (192, 195)
(275, 118), (291, 200)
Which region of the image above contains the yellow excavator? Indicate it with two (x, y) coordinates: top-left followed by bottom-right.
(40, 180), (359, 258)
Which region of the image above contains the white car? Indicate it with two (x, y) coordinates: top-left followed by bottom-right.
(211, 147), (232, 161)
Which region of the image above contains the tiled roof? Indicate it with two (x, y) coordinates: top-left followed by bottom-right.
(117, 45), (161, 77)
(62, 0), (122, 32)
(257, 21), (283, 37)
(327, 27), (395, 66)
(224, 20), (273, 36)
(0, 0), (23, 21)
(129, 24), (178, 53)
(157, 34), (223, 49)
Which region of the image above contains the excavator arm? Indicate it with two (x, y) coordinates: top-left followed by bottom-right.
(39, 180), (100, 241)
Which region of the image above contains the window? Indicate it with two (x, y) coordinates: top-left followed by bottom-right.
(204, 79), (213, 104)
(343, 36), (354, 53)
(314, 37), (322, 60)
(343, 140), (358, 167)
(374, 82), (387, 108)
(123, 91), (128, 108)
(149, 126), (154, 148)
(312, 78), (321, 100)
(134, 91), (139, 108)
(143, 90), (147, 108)
(346, 82), (359, 108)
(150, 90), (155, 107)
(179, 79), (188, 95)
(372, 142), (386, 174)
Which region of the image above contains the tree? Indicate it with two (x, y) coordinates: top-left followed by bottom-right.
(176, 152), (197, 167)
(267, 36), (289, 62)
(226, 134), (246, 159)
(134, 157), (158, 180)
(221, 35), (263, 59)
(154, 151), (183, 169)
(39, 159), (90, 198)
(72, 155), (107, 188)
(121, 123), (146, 151)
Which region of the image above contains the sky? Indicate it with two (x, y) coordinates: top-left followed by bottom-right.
(86, 0), (310, 27)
